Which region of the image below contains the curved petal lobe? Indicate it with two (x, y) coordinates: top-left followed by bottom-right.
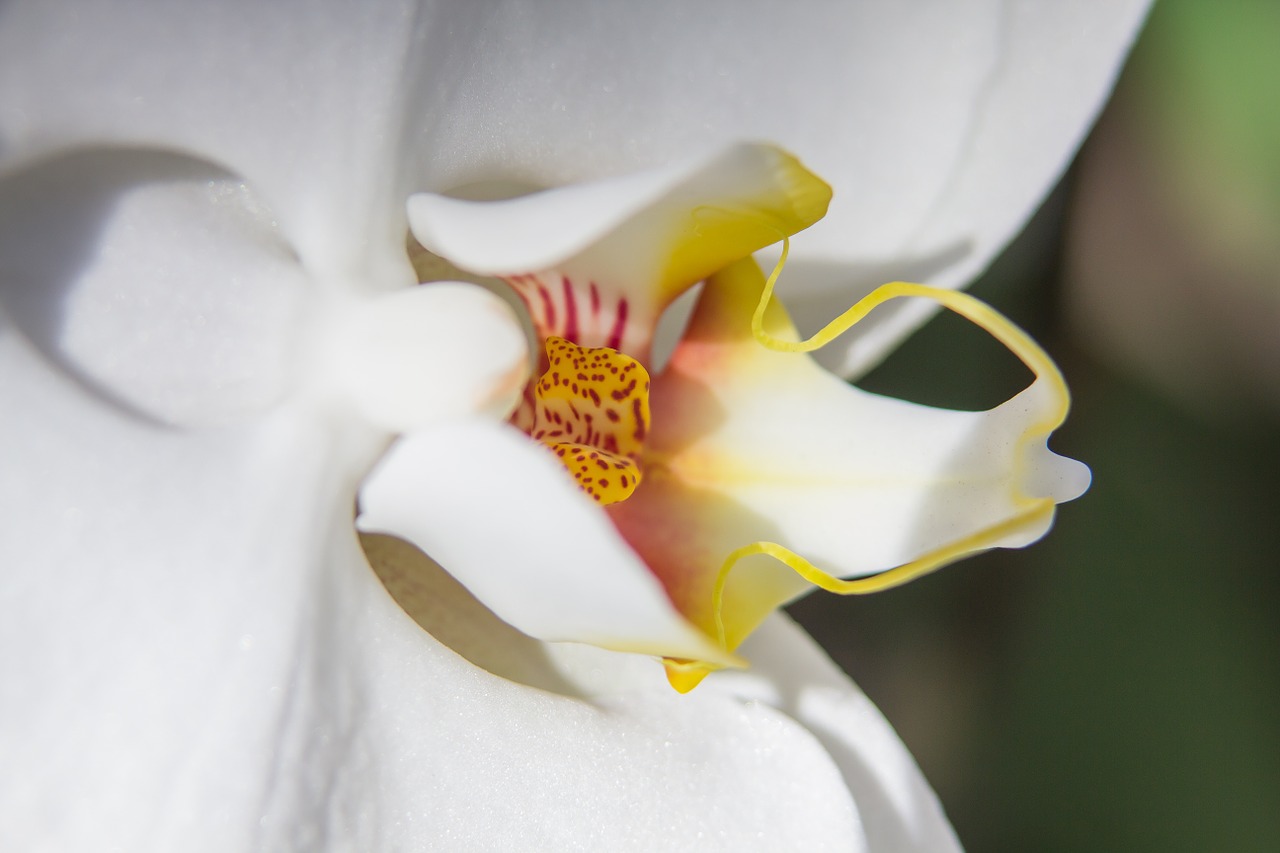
(708, 613), (963, 853)
(409, 142), (830, 363)
(356, 419), (740, 668)
(310, 281), (531, 432)
(0, 148), (305, 427)
(0, 0), (424, 274)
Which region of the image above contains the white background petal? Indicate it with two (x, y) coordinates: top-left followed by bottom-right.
(2, 0), (1148, 370)
(359, 533), (955, 852)
(336, 534), (868, 852)
(399, 0), (1149, 374)
(0, 317), (372, 848)
(0, 0), (422, 276)
(0, 148), (306, 426)
(708, 614), (964, 853)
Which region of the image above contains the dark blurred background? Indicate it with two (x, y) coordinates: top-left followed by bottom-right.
(788, 2), (1280, 850)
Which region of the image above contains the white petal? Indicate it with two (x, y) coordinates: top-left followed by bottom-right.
(356, 419), (739, 666)
(513, 610), (963, 851)
(400, 0), (1150, 374)
(337, 545), (869, 851)
(4, 1), (1148, 370)
(673, 363), (1087, 575)
(707, 613), (963, 853)
(371, 544), (958, 850)
(408, 142), (827, 282)
(0, 318), (376, 848)
(0, 148), (306, 426)
(408, 152), (707, 277)
(0, 0), (423, 274)
(310, 282), (531, 432)
(5, 2), (1152, 368)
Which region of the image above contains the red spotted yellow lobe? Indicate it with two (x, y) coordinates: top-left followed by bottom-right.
(532, 336), (651, 505)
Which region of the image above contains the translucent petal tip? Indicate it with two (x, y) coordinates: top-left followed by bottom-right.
(1026, 449), (1092, 504)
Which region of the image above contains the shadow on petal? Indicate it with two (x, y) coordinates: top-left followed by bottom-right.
(360, 532), (586, 698)
(719, 615), (963, 852)
(0, 146), (304, 427)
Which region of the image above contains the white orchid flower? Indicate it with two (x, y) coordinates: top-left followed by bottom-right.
(0, 2), (1147, 851)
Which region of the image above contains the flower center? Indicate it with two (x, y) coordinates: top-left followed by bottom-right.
(529, 336), (651, 505)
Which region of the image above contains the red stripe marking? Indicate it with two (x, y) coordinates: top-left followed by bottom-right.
(537, 283), (557, 333)
(561, 276), (579, 343)
(606, 298), (629, 351)
(589, 282), (601, 317)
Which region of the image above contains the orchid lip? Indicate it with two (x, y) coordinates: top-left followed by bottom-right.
(361, 141), (1088, 694)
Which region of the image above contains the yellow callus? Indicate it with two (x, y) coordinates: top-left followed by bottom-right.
(532, 336), (651, 506)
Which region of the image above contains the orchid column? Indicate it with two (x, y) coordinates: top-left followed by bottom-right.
(0, 1), (1148, 850)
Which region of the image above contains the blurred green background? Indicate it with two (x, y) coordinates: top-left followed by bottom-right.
(788, 2), (1280, 850)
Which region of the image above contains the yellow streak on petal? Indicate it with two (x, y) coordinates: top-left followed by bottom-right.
(658, 149), (832, 302)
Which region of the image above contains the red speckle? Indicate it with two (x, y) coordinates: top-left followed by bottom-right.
(612, 379), (637, 402)
(632, 398), (647, 440)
